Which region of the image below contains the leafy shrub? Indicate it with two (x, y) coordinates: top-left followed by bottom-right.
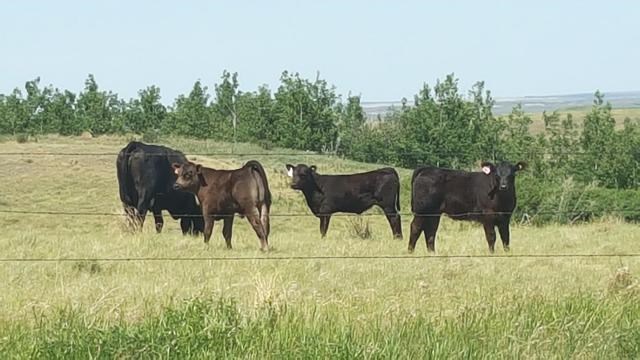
(15, 133), (28, 143)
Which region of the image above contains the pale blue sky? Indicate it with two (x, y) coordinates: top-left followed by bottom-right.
(1, 1), (638, 103)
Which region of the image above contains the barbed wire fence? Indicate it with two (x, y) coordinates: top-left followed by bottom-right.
(1, 208), (639, 262)
(1, 150), (639, 262)
(0, 150), (631, 157)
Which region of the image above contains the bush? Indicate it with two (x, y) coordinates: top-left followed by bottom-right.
(515, 177), (640, 224)
(15, 133), (28, 143)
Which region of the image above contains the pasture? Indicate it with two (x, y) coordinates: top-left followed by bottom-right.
(0, 135), (639, 358)
(526, 106), (640, 133)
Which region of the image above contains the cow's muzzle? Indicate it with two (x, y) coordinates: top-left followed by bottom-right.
(172, 183), (182, 191)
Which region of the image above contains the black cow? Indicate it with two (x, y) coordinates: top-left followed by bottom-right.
(116, 141), (204, 235)
(409, 161), (526, 253)
(285, 164), (402, 238)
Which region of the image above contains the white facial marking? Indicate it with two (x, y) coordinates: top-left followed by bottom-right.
(286, 167), (293, 178)
(482, 166), (491, 175)
(174, 168), (180, 175)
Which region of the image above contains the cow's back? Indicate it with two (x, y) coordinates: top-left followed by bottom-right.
(411, 166), (515, 218)
(118, 141), (191, 207)
(314, 167), (400, 213)
(411, 167), (481, 213)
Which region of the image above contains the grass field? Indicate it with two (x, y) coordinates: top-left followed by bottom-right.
(0, 135), (639, 358)
(525, 106), (640, 133)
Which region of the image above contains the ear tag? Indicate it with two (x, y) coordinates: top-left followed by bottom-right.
(287, 167), (293, 177)
(482, 166), (491, 175)
(174, 168), (180, 175)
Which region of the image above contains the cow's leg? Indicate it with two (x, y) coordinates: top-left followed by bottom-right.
(203, 212), (215, 244)
(123, 205), (138, 231)
(152, 206), (163, 233)
(319, 215), (331, 238)
(483, 222), (497, 253)
(246, 210), (268, 251)
(180, 217), (190, 235)
(135, 202), (148, 231)
(408, 216), (424, 252)
(424, 216), (440, 253)
(383, 206), (403, 239)
(261, 204), (270, 238)
(222, 216), (235, 249)
(135, 191), (153, 231)
(497, 221), (511, 252)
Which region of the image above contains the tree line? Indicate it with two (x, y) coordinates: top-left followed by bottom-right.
(1, 71), (639, 223)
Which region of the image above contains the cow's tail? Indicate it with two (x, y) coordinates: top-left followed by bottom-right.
(410, 167), (427, 212)
(246, 160), (271, 238)
(380, 167), (402, 212)
(389, 168), (401, 212)
(245, 160), (272, 209)
(116, 141), (140, 209)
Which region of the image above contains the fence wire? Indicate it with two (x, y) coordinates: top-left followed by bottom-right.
(1, 150), (638, 262)
(1, 253), (639, 263)
(1, 209), (639, 218)
(0, 150), (631, 157)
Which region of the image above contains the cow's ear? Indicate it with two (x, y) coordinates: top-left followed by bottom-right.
(195, 165), (208, 186)
(172, 163), (181, 175)
(515, 161), (527, 172)
(480, 161), (495, 175)
(285, 164), (294, 178)
(310, 165), (317, 172)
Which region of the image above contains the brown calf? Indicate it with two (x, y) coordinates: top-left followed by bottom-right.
(172, 160), (271, 251)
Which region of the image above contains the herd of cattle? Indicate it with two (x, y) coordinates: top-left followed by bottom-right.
(117, 141), (526, 253)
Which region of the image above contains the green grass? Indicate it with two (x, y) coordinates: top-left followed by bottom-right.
(2, 294), (639, 359)
(0, 135), (639, 358)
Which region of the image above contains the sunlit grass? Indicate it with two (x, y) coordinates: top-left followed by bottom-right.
(525, 106), (640, 133)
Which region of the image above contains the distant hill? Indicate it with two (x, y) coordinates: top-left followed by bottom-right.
(361, 90), (640, 119)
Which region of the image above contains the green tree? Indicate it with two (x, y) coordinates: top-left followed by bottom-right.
(577, 91), (617, 187)
(76, 74), (121, 135)
(273, 71), (338, 151)
(500, 104), (535, 160)
(235, 85), (275, 142)
(540, 111), (578, 178)
(125, 86), (166, 134)
(0, 89), (29, 135)
(167, 80), (211, 138)
(46, 89), (77, 135)
(336, 94), (366, 155)
(212, 70), (239, 141)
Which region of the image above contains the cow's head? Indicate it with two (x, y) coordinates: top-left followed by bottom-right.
(481, 161), (526, 191)
(285, 163), (317, 190)
(172, 162), (207, 192)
